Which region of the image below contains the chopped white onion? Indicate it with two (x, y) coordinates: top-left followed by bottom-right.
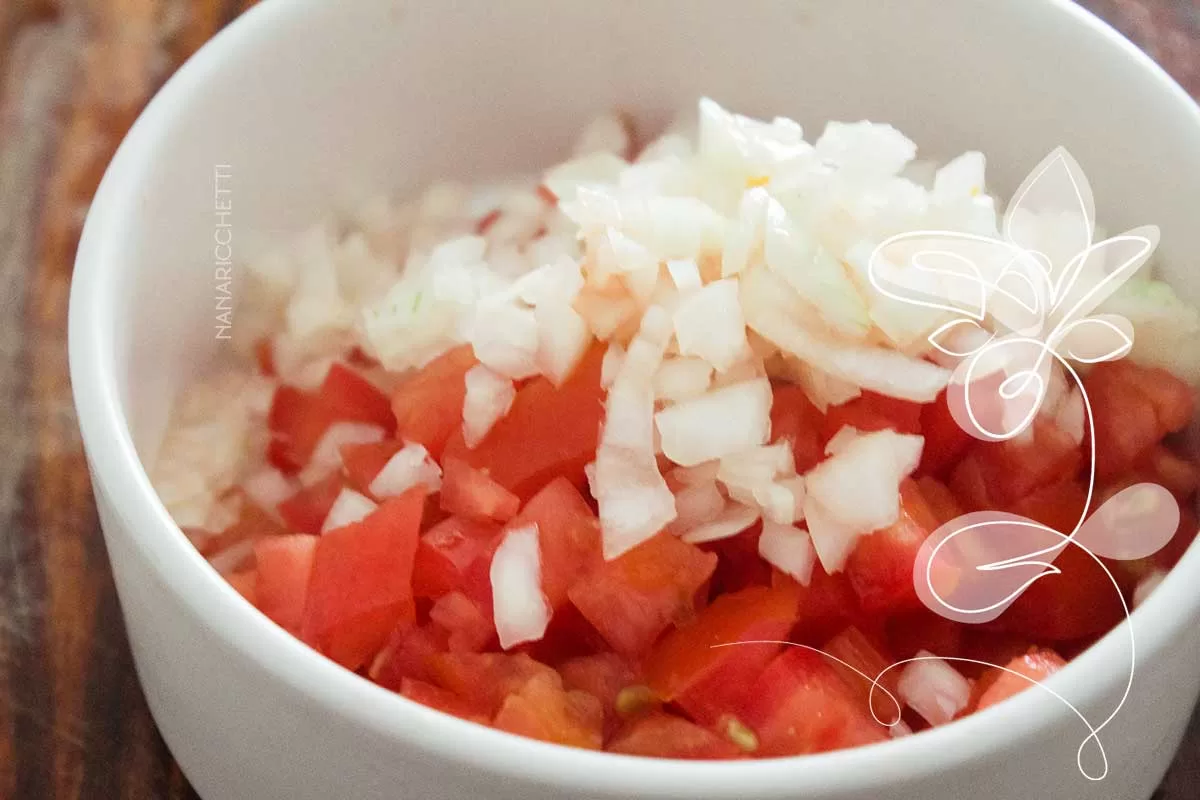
(469, 298), (540, 379)
(670, 461), (721, 487)
(369, 443), (443, 497)
(298, 422), (386, 487)
(655, 357), (714, 404)
(241, 466), (299, 519)
(673, 279), (748, 373)
(321, 488), (379, 533)
(535, 302), (592, 386)
(898, 653), (971, 727)
(758, 520), (817, 585)
(667, 258), (702, 294)
(824, 425), (862, 456)
(601, 342), (626, 389)
(670, 480), (727, 533)
(655, 378), (772, 467)
(803, 496), (862, 573)
(681, 503), (761, 544)
(596, 307), (678, 559)
(208, 538), (257, 575)
(804, 429), (924, 534)
(463, 364), (516, 448)
(490, 523), (552, 649)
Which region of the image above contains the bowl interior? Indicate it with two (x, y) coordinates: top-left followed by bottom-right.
(74, 0), (1200, 793)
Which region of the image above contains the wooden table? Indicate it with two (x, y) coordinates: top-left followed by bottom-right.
(0, 1), (1198, 797)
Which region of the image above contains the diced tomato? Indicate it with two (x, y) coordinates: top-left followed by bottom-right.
(1146, 445), (1200, 500)
(429, 591), (495, 652)
(1085, 368), (1162, 481)
(948, 452), (992, 512)
(822, 391), (922, 444)
(886, 610), (964, 661)
(227, 569), (258, 605)
(442, 345), (607, 500)
(645, 584), (802, 725)
(412, 515), (501, 600)
(781, 567), (863, 644)
(987, 542), (1122, 641)
(508, 477), (603, 610)
(915, 476), (963, 525)
(569, 533), (719, 658)
(277, 473), (345, 535)
(917, 389), (972, 477)
(823, 626), (902, 721)
(339, 439), (404, 493)
(440, 457), (521, 523)
(391, 344), (477, 460)
(1089, 361), (1194, 437)
(369, 623), (449, 691)
(973, 648), (1066, 712)
(198, 497), (287, 557)
(426, 651), (558, 717)
(493, 672), (604, 750)
(845, 479), (940, 613)
(254, 534), (318, 634)
(516, 601), (608, 666)
(1152, 505), (1199, 571)
(769, 383), (825, 473)
(1008, 480), (1088, 533)
(739, 648), (888, 756)
(608, 712), (742, 759)
(301, 487), (426, 669)
(399, 678), (490, 724)
(558, 653), (638, 724)
(954, 418), (1081, 506)
(319, 362), (396, 433)
(704, 523), (773, 595)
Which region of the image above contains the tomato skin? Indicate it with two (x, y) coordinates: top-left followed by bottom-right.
(608, 712), (742, 759)
(769, 384), (825, 473)
(399, 678), (490, 724)
(411, 516), (501, 600)
(319, 362), (396, 433)
(987, 542), (1122, 641)
(972, 648), (1066, 712)
(391, 345), (477, 460)
(645, 584), (802, 725)
(568, 533), (719, 658)
(823, 626), (903, 721)
(369, 623), (448, 691)
(339, 439), (403, 494)
(822, 391), (922, 444)
(277, 474), (345, 535)
(739, 648), (888, 756)
(426, 651), (558, 717)
(227, 569), (258, 605)
(845, 479), (940, 613)
(442, 345), (607, 500)
(917, 389), (972, 477)
(440, 457), (521, 524)
(301, 487), (426, 670)
(508, 477), (602, 611)
(253, 534), (318, 634)
(267, 387), (334, 471)
(493, 672), (604, 750)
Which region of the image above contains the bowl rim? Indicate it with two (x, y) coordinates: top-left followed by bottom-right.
(67, 0), (1200, 794)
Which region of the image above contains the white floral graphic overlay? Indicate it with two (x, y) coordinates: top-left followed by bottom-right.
(863, 147), (1181, 780)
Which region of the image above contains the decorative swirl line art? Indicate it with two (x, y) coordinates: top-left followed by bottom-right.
(718, 148), (1181, 782)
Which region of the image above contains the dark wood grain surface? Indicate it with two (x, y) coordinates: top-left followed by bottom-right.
(0, 1), (1196, 798)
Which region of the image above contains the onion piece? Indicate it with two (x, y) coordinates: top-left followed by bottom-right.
(667, 258), (702, 294)
(670, 461), (721, 487)
(369, 443), (443, 497)
(803, 430), (924, 534)
(321, 488), (378, 533)
(681, 503), (761, 544)
(673, 278), (748, 373)
(803, 496), (862, 573)
(1056, 386), (1085, 447)
(490, 523), (552, 649)
(208, 538), (256, 575)
(535, 302), (592, 386)
(595, 307), (678, 559)
(655, 357), (714, 404)
(463, 364), (516, 448)
(824, 425), (863, 456)
(601, 342), (626, 389)
(241, 466), (299, 520)
(655, 378), (772, 467)
(298, 422), (385, 486)
(897, 652), (971, 726)
(669, 480), (727, 533)
(469, 298), (540, 379)
(744, 299), (950, 403)
(758, 520), (816, 585)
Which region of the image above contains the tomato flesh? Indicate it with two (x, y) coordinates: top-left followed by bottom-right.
(608, 713), (742, 759)
(440, 457), (522, 523)
(391, 345), (477, 460)
(845, 478), (940, 613)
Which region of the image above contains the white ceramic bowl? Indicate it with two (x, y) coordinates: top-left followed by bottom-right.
(69, 1), (1200, 798)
